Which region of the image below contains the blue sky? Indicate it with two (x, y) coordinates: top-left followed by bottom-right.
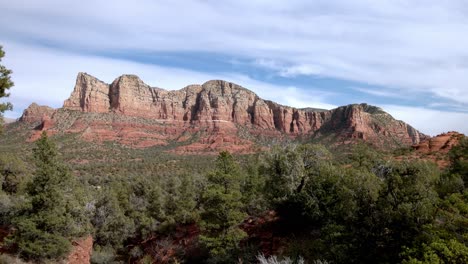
(1, 0), (467, 135)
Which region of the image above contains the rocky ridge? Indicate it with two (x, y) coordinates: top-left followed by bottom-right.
(19, 72), (427, 153)
(409, 131), (465, 167)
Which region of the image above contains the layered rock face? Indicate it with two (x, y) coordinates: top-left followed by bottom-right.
(63, 73), (110, 113)
(395, 131), (465, 168)
(19, 72), (427, 152)
(413, 131), (464, 154)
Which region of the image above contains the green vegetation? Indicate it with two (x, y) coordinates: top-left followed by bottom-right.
(0, 45), (13, 129)
(200, 151), (247, 262)
(7, 132), (90, 260)
(0, 130), (466, 263)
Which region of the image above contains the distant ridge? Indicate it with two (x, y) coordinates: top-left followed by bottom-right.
(16, 72), (428, 153)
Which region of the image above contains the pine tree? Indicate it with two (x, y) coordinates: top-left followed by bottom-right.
(200, 151), (247, 262)
(0, 45), (13, 128)
(9, 132), (90, 260)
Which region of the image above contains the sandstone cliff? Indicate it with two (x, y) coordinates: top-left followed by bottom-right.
(394, 131), (465, 168)
(19, 72), (427, 152)
(413, 131), (464, 154)
(19, 103), (55, 123)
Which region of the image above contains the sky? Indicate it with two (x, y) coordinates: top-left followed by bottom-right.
(0, 0), (467, 135)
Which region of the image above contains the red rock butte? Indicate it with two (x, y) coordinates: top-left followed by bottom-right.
(19, 72), (427, 153)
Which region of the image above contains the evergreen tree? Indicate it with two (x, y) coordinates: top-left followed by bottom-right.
(9, 132), (90, 260)
(348, 142), (381, 170)
(200, 151), (247, 262)
(92, 187), (135, 247)
(449, 136), (468, 184)
(0, 45), (13, 128)
(0, 154), (29, 194)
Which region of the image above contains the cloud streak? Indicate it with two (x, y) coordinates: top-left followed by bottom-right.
(1, 0), (467, 135)
(383, 105), (468, 136)
(0, 41), (335, 119)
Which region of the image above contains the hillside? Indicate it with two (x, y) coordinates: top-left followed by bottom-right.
(1, 73), (466, 264)
(13, 72), (426, 154)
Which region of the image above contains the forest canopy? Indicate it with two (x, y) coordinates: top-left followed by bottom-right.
(0, 135), (467, 263)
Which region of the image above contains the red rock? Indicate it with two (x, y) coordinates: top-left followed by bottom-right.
(409, 131), (465, 167)
(19, 73), (429, 152)
(397, 131), (465, 169)
(413, 131), (463, 154)
(19, 103), (55, 123)
(63, 72), (110, 113)
(67, 236), (93, 264)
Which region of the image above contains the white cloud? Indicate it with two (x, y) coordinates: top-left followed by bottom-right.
(383, 105), (468, 136)
(352, 87), (408, 99)
(1, 0), (467, 134)
(0, 41), (334, 118)
(1, 41), (466, 135)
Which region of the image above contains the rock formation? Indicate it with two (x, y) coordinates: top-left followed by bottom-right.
(63, 72), (111, 113)
(19, 72), (428, 152)
(19, 103), (55, 123)
(394, 131), (466, 168)
(413, 131), (464, 154)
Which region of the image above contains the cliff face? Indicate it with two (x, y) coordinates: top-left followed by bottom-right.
(393, 131), (465, 168)
(20, 72), (427, 152)
(19, 103), (55, 123)
(63, 73), (110, 113)
(413, 131), (464, 154)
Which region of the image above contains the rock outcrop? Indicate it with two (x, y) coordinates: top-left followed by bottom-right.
(63, 72), (111, 113)
(395, 131), (466, 168)
(19, 103), (55, 123)
(413, 131), (464, 154)
(19, 72), (427, 152)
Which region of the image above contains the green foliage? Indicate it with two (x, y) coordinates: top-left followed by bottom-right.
(200, 151), (247, 262)
(261, 144), (332, 206)
(402, 139), (468, 263)
(377, 161), (440, 228)
(92, 187), (136, 247)
(259, 142), (454, 263)
(8, 132), (90, 260)
(261, 145), (303, 203)
(241, 155), (267, 215)
(402, 189), (468, 263)
(437, 173), (464, 198)
(449, 136), (468, 184)
(0, 154), (30, 225)
(261, 144), (344, 225)
(91, 171), (202, 253)
(348, 142), (382, 169)
(164, 173), (199, 225)
(91, 246), (120, 264)
(0, 45), (13, 127)
(0, 154), (29, 194)
(0, 130), (465, 263)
